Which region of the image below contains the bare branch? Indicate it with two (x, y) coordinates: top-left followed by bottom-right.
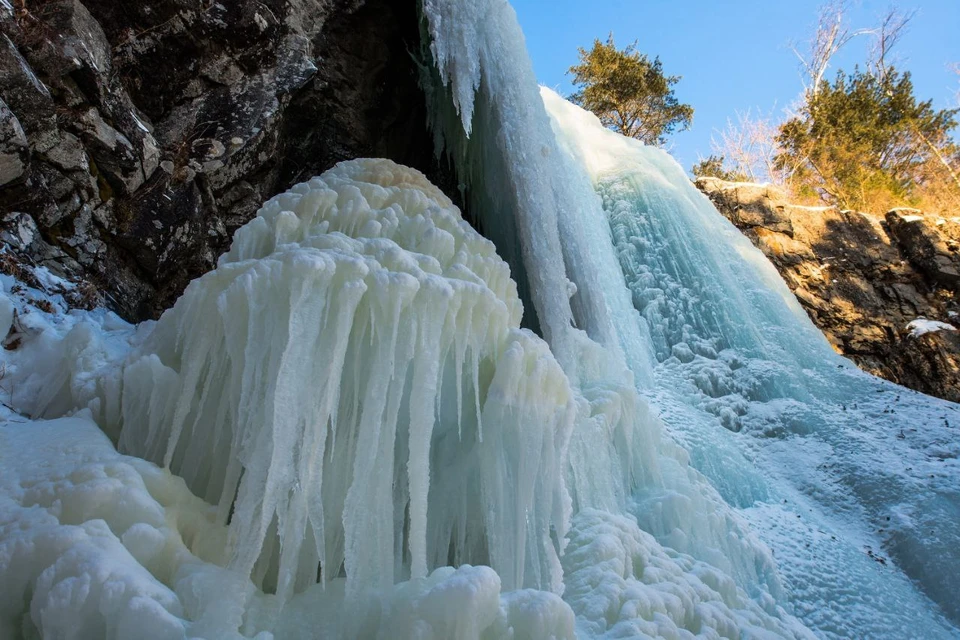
(952, 62), (960, 107)
(792, 0), (870, 96)
(867, 7), (916, 81)
(711, 108), (785, 185)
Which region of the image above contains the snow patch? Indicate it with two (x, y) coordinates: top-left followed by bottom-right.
(907, 317), (957, 338)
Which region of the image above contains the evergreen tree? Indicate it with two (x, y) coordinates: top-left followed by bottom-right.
(775, 67), (959, 211)
(691, 155), (748, 182)
(569, 36), (693, 146)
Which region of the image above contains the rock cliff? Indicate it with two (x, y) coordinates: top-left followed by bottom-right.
(0, 0), (447, 320)
(697, 177), (960, 402)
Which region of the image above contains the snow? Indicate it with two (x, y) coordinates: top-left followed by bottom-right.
(1, 0), (959, 637)
(29, 266), (77, 292)
(907, 317), (957, 337)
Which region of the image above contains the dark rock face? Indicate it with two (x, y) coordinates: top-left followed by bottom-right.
(697, 177), (960, 402)
(0, 0), (448, 320)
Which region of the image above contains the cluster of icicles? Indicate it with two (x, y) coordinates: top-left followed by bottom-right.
(104, 159), (576, 601)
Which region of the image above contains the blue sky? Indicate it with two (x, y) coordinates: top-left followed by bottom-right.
(510, 0), (960, 171)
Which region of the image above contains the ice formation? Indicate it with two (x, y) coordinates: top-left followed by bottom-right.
(0, 158), (808, 639)
(541, 87), (960, 637)
(110, 159), (577, 603)
(1, 0), (959, 638)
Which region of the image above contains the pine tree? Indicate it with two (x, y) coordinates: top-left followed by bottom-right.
(691, 155), (748, 182)
(568, 36), (693, 146)
(775, 67), (959, 211)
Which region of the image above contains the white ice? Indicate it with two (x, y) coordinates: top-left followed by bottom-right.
(542, 86), (960, 637)
(0, 153), (812, 638)
(1, 0), (958, 637)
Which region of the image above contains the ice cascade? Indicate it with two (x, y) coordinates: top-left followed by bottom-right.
(108, 159), (575, 602)
(0, 0), (958, 637)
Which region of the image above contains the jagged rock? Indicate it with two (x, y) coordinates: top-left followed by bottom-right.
(0, 32), (59, 152)
(695, 177), (795, 235)
(885, 210), (960, 290)
(0, 97), (28, 185)
(0, 0), (451, 320)
(697, 177), (960, 402)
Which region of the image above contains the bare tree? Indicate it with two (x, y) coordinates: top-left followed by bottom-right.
(711, 109), (789, 186)
(864, 9), (959, 194)
(952, 62), (960, 107)
(867, 7), (915, 81)
(792, 0), (869, 96)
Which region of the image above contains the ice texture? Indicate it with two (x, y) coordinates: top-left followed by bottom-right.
(111, 159), (576, 603)
(542, 87), (960, 637)
(0, 0), (959, 637)
(0, 155), (811, 638)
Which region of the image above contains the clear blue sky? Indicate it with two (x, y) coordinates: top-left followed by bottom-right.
(511, 0), (960, 171)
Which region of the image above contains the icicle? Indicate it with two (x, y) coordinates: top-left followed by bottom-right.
(110, 159), (573, 610)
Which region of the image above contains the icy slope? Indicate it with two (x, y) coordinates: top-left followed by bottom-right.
(543, 86), (960, 638)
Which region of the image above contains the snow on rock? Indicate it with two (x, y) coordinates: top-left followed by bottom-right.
(906, 317), (957, 338)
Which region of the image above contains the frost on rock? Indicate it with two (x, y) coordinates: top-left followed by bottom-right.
(109, 159), (575, 604)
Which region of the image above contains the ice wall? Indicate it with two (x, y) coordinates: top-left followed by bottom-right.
(421, 0), (654, 381)
(0, 156), (811, 639)
(418, 0), (818, 635)
(425, 0), (825, 575)
(541, 87), (960, 637)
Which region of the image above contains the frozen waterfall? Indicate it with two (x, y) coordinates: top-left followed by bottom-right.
(0, 0), (958, 638)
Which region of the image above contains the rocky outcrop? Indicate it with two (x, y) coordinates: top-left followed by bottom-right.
(696, 177), (960, 402)
(0, 0), (448, 320)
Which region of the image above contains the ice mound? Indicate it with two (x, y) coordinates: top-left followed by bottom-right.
(541, 86), (960, 637)
(0, 413), (576, 639)
(107, 159), (575, 603)
(562, 510), (812, 639)
(0, 414), (220, 640)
